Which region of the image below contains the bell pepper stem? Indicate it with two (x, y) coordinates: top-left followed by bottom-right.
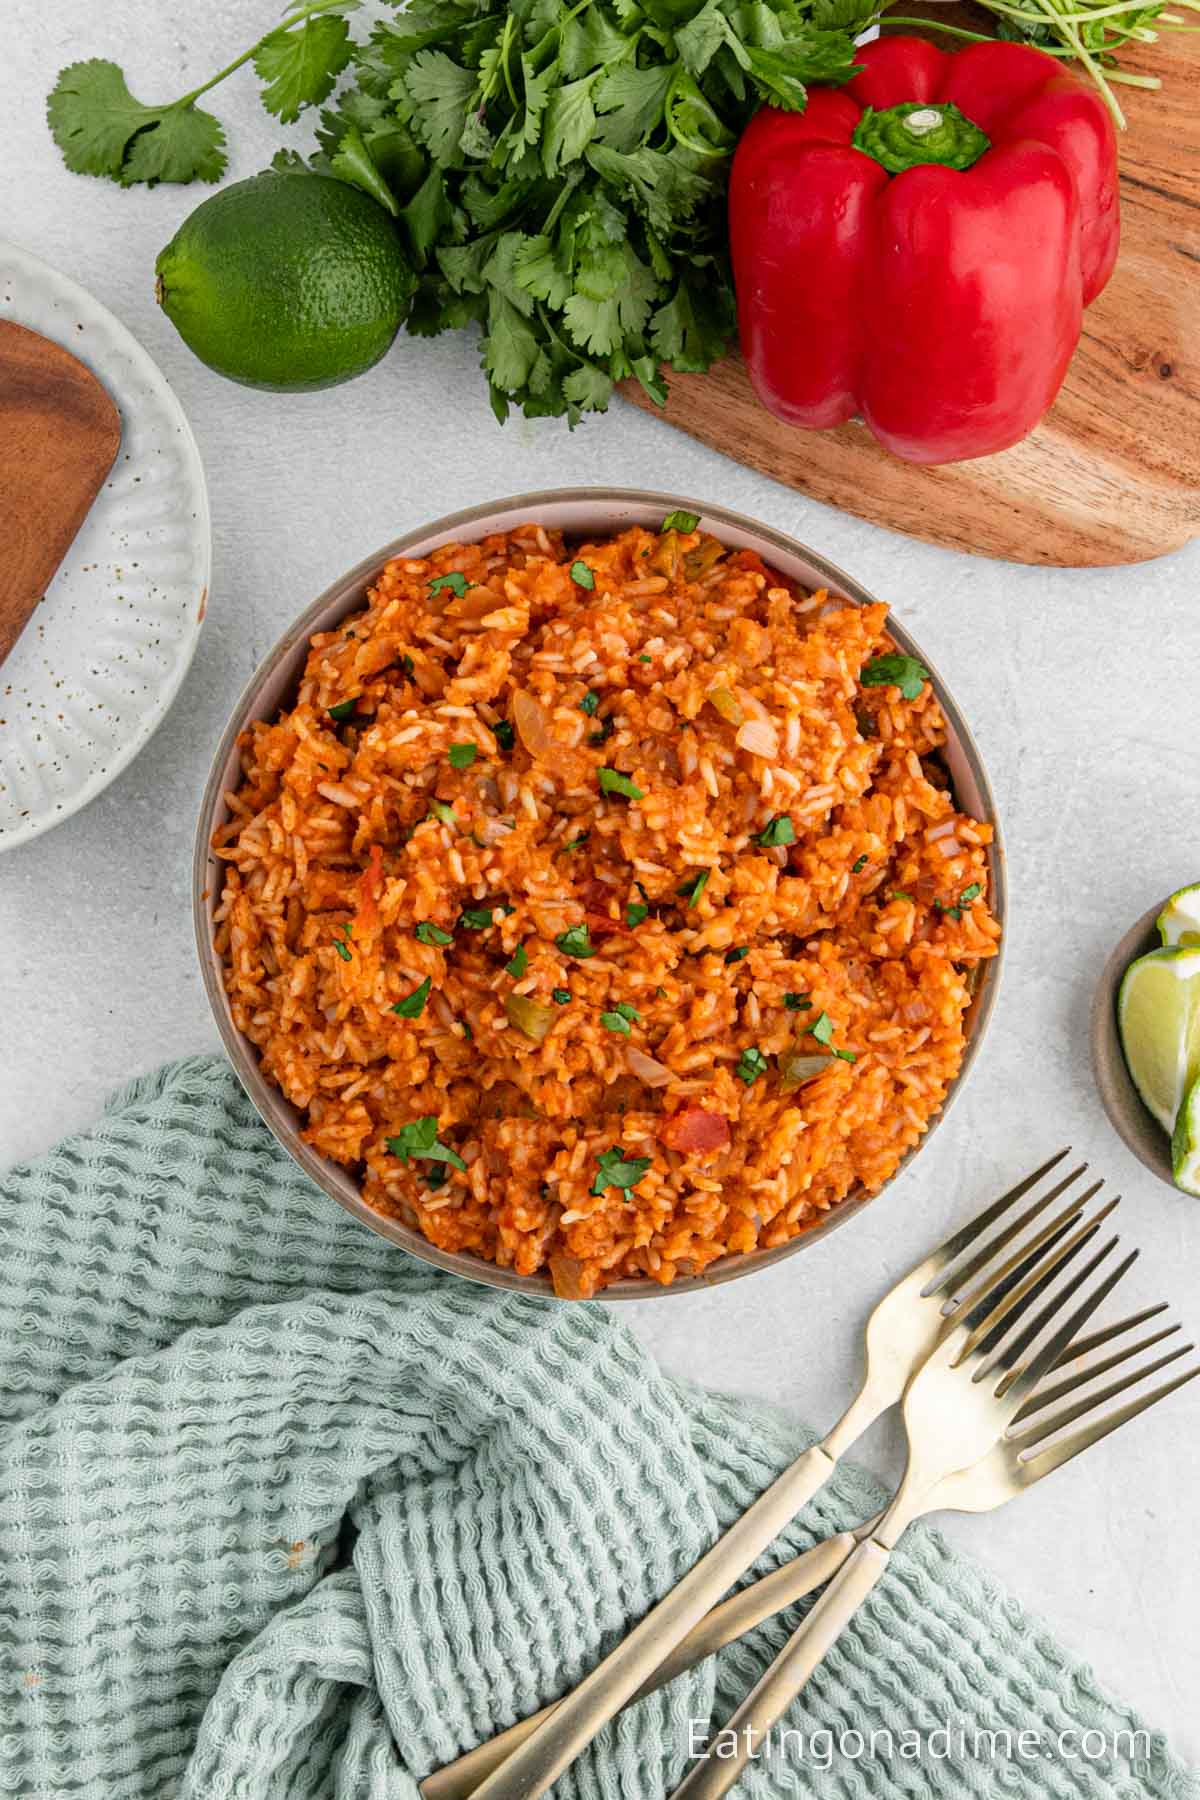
(852, 101), (991, 173)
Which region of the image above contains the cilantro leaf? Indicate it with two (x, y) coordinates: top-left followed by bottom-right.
(429, 571), (468, 599)
(571, 560), (596, 590)
(861, 653), (931, 702)
(724, 946), (750, 964)
(591, 1145), (653, 1196)
(494, 720), (515, 752)
(392, 976), (432, 1018)
(396, 51), (477, 164)
(783, 992), (812, 1010)
(552, 988), (571, 1004)
(755, 815), (796, 848)
(580, 691), (600, 715)
(448, 741), (477, 769)
(661, 509), (700, 532)
(48, 60), (227, 186)
(598, 767), (644, 802)
(387, 1115), (467, 1172)
(677, 869), (711, 907)
(626, 901), (649, 928)
(556, 925), (595, 959)
(416, 921), (454, 946)
(736, 1045), (768, 1084)
(328, 122), (400, 217)
(506, 944), (528, 978)
(254, 16), (353, 124)
(808, 1011), (835, 1045)
(542, 74), (600, 176)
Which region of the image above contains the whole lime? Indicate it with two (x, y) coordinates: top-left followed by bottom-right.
(155, 170), (415, 392)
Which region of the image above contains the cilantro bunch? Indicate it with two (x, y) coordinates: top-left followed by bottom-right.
(48, 0), (872, 421)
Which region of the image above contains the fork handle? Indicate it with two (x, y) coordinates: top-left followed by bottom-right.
(419, 1529), (859, 1800)
(465, 1441), (838, 1800)
(667, 1539), (891, 1800)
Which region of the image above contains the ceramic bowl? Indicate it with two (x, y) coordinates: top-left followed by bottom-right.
(1091, 900), (1176, 1189)
(194, 488), (1007, 1297)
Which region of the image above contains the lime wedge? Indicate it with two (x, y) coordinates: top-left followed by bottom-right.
(1171, 1073), (1200, 1196)
(1158, 882), (1200, 948)
(1117, 947), (1200, 1133)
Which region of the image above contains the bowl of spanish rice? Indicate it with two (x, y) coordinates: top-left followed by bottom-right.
(195, 490), (1004, 1300)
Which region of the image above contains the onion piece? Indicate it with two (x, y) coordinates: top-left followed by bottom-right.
(628, 1047), (675, 1088)
(778, 1049), (835, 1090)
(707, 685), (744, 726)
(926, 818), (958, 841)
(512, 690), (555, 758)
(504, 993), (555, 1042)
(736, 717), (779, 760)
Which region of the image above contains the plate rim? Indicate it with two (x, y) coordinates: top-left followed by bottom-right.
(0, 238), (211, 854)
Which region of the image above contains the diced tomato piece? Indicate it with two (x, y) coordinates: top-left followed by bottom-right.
(585, 909), (632, 938)
(659, 1104), (731, 1154)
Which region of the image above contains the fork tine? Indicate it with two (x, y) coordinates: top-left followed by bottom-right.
(993, 1245), (1139, 1403)
(1020, 1365), (1200, 1482)
(979, 1217), (1121, 1375)
(1018, 1321), (1183, 1421)
(955, 1185), (1107, 1331)
(1012, 1342), (1194, 1447)
(954, 1199), (1118, 1361)
(923, 1149), (1074, 1293)
(929, 1164), (1093, 1304)
(1054, 1303), (1170, 1368)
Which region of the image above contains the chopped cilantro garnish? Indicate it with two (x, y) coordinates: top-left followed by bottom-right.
(755, 815), (796, 849)
(506, 944), (528, 978)
(392, 977), (432, 1019)
(833, 1046), (858, 1063)
(626, 902), (650, 928)
(429, 571), (469, 599)
(416, 921), (454, 947)
(332, 923), (353, 963)
(562, 833), (589, 852)
(552, 988), (571, 1005)
(861, 653), (930, 702)
(598, 768), (644, 802)
(600, 1003), (639, 1035)
(638, 654), (652, 664)
(661, 510), (700, 533)
(808, 1012), (835, 1045)
(460, 906), (498, 929)
(494, 719), (515, 752)
(328, 698), (359, 722)
(852, 855), (868, 874)
(570, 560), (595, 590)
(386, 1115), (467, 1173)
(579, 691), (600, 716)
(725, 946), (750, 964)
(736, 1046), (768, 1085)
(960, 881), (982, 904)
(555, 925), (595, 959)
(677, 869), (711, 907)
(399, 654), (415, 680)
(448, 742), (477, 770)
(891, 891), (913, 904)
(783, 993), (812, 1011)
(591, 1146), (653, 1197)
(936, 882), (981, 922)
(461, 1023), (473, 1041)
(428, 800), (457, 828)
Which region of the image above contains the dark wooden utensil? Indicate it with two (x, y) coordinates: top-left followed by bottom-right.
(0, 317), (121, 666)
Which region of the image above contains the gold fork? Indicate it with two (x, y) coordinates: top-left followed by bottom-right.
(453, 1151), (1113, 1800)
(669, 1226), (1197, 1798)
(419, 1303), (1181, 1800)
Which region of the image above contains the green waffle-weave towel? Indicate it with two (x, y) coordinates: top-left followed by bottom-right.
(1, 1056), (1194, 1800)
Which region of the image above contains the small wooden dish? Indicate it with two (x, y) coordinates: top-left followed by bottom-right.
(1090, 900), (1175, 1190)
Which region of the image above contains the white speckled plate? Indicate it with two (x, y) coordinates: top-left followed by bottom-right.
(0, 242), (210, 853)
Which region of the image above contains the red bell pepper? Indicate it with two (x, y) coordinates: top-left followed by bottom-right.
(728, 37), (1119, 464)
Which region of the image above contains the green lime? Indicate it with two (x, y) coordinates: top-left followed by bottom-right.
(1158, 882), (1200, 949)
(1117, 946), (1200, 1133)
(1172, 1072), (1200, 1196)
(155, 170), (415, 392)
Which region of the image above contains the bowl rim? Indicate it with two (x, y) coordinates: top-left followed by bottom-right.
(1089, 898), (1177, 1189)
(193, 486), (1007, 1300)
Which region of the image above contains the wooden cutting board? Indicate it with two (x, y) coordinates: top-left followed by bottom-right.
(621, 23), (1199, 567)
(0, 318), (122, 664)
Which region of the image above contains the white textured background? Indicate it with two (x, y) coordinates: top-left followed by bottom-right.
(3, 0), (1198, 1768)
